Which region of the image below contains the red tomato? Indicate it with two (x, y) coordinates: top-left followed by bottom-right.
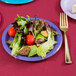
(8, 27), (16, 37)
(26, 34), (35, 45)
(41, 20), (45, 23)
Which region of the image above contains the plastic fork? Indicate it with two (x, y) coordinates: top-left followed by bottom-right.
(60, 13), (72, 64)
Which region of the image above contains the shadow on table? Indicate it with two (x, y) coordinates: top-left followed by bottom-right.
(68, 16), (76, 24)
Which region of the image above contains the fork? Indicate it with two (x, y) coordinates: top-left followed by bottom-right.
(60, 13), (72, 64)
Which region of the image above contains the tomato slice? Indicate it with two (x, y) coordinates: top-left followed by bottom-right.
(41, 20), (46, 23)
(26, 34), (35, 45)
(8, 27), (16, 37)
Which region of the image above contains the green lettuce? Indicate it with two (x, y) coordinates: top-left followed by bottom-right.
(6, 33), (18, 48)
(28, 46), (37, 57)
(37, 30), (57, 58)
(15, 14), (28, 33)
(36, 33), (47, 40)
(11, 33), (22, 56)
(34, 20), (44, 38)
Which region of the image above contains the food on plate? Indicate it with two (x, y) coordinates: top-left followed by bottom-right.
(26, 34), (35, 45)
(41, 20), (46, 23)
(8, 27), (16, 37)
(19, 46), (30, 56)
(28, 45), (37, 57)
(41, 31), (48, 37)
(6, 14), (60, 58)
(72, 4), (76, 13)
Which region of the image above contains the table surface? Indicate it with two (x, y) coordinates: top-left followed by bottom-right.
(0, 0), (76, 76)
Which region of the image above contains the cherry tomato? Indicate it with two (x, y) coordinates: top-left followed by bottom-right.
(26, 34), (35, 45)
(8, 27), (16, 37)
(41, 20), (45, 23)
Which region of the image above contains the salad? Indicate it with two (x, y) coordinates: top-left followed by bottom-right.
(7, 15), (60, 59)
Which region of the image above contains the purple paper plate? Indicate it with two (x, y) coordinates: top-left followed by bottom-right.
(2, 18), (63, 61)
(61, 0), (76, 20)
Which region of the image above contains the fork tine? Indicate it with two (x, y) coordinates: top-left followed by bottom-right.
(64, 13), (66, 26)
(66, 14), (68, 27)
(62, 13), (64, 26)
(60, 13), (61, 27)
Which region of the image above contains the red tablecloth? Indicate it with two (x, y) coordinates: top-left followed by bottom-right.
(0, 0), (76, 76)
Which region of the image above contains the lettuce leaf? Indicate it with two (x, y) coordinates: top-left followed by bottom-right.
(28, 46), (37, 57)
(6, 33), (18, 48)
(11, 33), (22, 56)
(15, 14), (28, 34)
(36, 33), (47, 40)
(37, 30), (57, 58)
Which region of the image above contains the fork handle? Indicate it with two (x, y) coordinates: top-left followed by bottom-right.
(64, 32), (72, 64)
